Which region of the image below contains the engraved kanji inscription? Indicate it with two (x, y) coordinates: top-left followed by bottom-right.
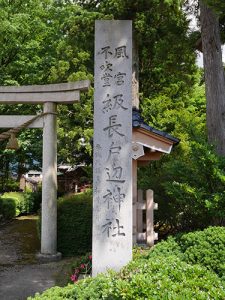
(102, 218), (126, 237)
(98, 46), (112, 59)
(113, 94), (128, 110)
(103, 186), (125, 210)
(102, 94), (113, 113)
(106, 164), (125, 183)
(115, 72), (126, 86)
(102, 219), (112, 237)
(112, 219), (126, 237)
(102, 94), (128, 113)
(101, 73), (112, 87)
(103, 115), (124, 137)
(107, 141), (121, 160)
(114, 46), (128, 59)
(100, 61), (113, 72)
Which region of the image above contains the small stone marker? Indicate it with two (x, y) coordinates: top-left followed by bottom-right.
(93, 20), (133, 276)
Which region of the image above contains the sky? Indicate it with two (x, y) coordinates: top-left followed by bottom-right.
(196, 46), (225, 67)
(188, 14), (225, 67)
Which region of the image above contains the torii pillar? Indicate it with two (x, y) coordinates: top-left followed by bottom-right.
(41, 101), (58, 258)
(0, 80), (90, 261)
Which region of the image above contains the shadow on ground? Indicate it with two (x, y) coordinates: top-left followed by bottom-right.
(0, 216), (72, 300)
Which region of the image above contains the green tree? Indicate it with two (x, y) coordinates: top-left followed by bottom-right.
(0, 0), (198, 170)
(0, 1), (102, 180)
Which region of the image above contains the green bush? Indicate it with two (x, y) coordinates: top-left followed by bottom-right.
(1, 192), (24, 216)
(25, 190), (42, 213)
(28, 255), (225, 300)
(29, 226), (225, 300)
(150, 226), (225, 278)
(57, 190), (92, 256)
(4, 178), (20, 192)
(1, 191), (41, 216)
(0, 197), (16, 220)
(180, 227), (225, 278)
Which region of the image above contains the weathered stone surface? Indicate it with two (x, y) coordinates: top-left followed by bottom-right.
(93, 20), (133, 276)
(0, 116), (43, 128)
(0, 80), (90, 104)
(41, 102), (58, 256)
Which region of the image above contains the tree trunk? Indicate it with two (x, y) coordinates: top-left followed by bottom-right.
(200, 0), (225, 155)
(17, 161), (26, 182)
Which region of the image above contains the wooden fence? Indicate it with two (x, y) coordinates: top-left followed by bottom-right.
(133, 189), (158, 246)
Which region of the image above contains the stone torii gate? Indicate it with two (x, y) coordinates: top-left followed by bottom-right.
(0, 80), (90, 261)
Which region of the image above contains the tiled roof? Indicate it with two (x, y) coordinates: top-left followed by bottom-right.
(132, 108), (180, 145)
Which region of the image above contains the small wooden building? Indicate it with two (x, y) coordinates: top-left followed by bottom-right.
(132, 109), (179, 245)
(57, 165), (90, 194)
(20, 166), (90, 194)
(20, 170), (42, 192)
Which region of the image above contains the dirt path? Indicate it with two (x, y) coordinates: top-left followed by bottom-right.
(0, 216), (71, 300)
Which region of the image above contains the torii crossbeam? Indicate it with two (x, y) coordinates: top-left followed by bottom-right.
(0, 80), (90, 261)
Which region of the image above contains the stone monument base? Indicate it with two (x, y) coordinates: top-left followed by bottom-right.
(36, 252), (62, 263)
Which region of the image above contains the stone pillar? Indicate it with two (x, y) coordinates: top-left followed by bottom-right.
(93, 20), (133, 276)
(37, 102), (61, 261)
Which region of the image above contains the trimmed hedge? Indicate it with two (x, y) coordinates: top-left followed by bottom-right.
(28, 255), (225, 300)
(29, 226), (225, 300)
(1, 192), (24, 216)
(0, 191), (41, 220)
(0, 197), (16, 220)
(149, 226), (225, 278)
(57, 190), (92, 256)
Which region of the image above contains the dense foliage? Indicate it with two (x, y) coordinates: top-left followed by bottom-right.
(139, 136), (225, 232)
(0, 191), (41, 220)
(57, 190), (92, 256)
(0, 197), (16, 220)
(138, 71), (225, 232)
(150, 226), (225, 278)
(0, 0), (224, 232)
(0, 0), (197, 165)
(29, 227), (225, 300)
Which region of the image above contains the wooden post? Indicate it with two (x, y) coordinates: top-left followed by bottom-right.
(137, 189), (144, 233)
(132, 159), (137, 244)
(146, 189), (158, 247)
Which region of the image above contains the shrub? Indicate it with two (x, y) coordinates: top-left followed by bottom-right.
(25, 191), (42, 213)
(1, 192), (23, 216)
(1, 178), (20, 192)
(29, 226), (225, 299)
(149, 226), (225, 278)
(28, 255), (225, 300)
(2, 192), (27, 215)
(180, 227), (225, 278)
(0, 197), (16, 220)
(1, 191), (41, 216)
(57, 190), (92, 256)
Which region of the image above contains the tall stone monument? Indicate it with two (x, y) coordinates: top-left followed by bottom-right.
(93, 20), (133, 276)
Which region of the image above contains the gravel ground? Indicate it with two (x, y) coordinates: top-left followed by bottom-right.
(0, 263), (58, 300)
(0, 216), (71, 300)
